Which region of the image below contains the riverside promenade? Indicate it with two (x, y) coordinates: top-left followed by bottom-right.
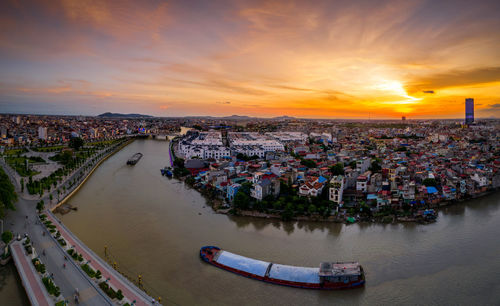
(10, 241), (52, 306)
(2, 137), (158, 305)
(45, 211), (155, 306)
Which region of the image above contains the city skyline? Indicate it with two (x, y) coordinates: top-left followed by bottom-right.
(1, 0), (500, 119)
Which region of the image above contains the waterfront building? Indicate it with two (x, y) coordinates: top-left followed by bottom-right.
(465, 98), (474, 124)
(299, 176), (327, 197)
(250, 178), (280, 201)
(329, 175), (345, 204)
(227, 183), (242, 202)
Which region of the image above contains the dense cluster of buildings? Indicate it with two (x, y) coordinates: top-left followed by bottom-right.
(0, 114), (181, 149)
(177, 119), (499, 215)
(178, 131), (303, 159)
(2, 97), (498, 217)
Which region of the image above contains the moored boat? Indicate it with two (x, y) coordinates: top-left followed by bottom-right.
(160, 167), (173, 177)
(200, 246), (365, 289)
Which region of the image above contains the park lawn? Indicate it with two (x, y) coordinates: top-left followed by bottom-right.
(3, 148), (28, 156)
(5, 156), (42, 177)
(32, 145), (66, 152)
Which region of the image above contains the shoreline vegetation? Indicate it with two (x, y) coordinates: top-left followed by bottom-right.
(169, 139), (498, 225)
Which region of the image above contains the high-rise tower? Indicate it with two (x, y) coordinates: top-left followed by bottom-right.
(465, 98), (474, 124)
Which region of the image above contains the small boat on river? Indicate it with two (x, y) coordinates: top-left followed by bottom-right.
(200, 246), (365, 290)
(160, 167), (173, 177)
(127, 153), (143, 165)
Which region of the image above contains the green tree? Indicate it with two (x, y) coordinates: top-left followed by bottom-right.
(308, 204), (317, 215)
(281, 203), (294, 221)
(369, 160), (381, 172)
(0, 168), (17, 218)
(59, 151), (74, 165)
(36, 200), (45, 212)
(69, 137), (84, 150)
(173, 157), (185, 168)
(423, 178), (437, 187)
(236, 153), (249, 161)
(330, 163), (344, 175)
(300, 159), (317, 168)
(296, 204), (305, 215)
(185, 176), (195, 186)
(233, 191), (250, 210)
(1, 230), (13, 244)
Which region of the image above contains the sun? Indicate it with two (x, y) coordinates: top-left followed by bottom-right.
(374, 79), (422, 104)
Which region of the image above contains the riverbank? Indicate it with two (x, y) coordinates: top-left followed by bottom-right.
(43, 137), (159, 304)
(221, 189), (500, 224)
(170, 142), (500, 225)
(173, 171), (439, 225)
(52, 138), (134, 211)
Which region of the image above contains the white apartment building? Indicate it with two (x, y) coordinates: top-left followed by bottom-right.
(38, 126), (48, 140)
(178, 131), (229, 159)
(229, 132), (284, 151)
(266, 132), (308, 143)
(232, 146), (266, 158)
(329, 175), (345, 204)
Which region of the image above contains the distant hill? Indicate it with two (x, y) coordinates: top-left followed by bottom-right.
(272, 115), (295, 120)
(220, 115), (254, 120)
(98, 112), (153, 118)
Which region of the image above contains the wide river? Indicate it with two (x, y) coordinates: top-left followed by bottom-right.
(58, 139), (500, 305)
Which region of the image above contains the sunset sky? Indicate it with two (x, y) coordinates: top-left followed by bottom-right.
(1, 0), (499, 119)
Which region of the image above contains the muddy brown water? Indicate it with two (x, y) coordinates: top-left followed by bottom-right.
(58, 139), (500, 305)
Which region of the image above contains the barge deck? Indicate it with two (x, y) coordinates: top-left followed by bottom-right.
(127, 153), (143, 165)
(200, 246), (365, 290)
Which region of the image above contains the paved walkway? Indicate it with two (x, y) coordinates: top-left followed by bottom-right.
(10, 241), (53, 306)
(2, 138), (158, 306)
(2, 165), (112, 306)
(45, 212), (154, 306)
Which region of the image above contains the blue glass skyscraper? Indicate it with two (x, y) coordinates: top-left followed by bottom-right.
(465, 98), (474, 124)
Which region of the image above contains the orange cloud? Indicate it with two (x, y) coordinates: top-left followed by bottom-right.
(1, 0), (500, 118)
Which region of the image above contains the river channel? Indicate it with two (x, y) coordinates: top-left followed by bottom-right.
(58, 139), (500, 305)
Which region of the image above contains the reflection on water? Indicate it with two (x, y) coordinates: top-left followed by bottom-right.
(59, 140), (500, 305)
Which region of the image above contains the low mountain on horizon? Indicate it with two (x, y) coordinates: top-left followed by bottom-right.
(272, 115), (296, 120)
(220, 115), (254, 120)
(97, 112), (153, 118)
